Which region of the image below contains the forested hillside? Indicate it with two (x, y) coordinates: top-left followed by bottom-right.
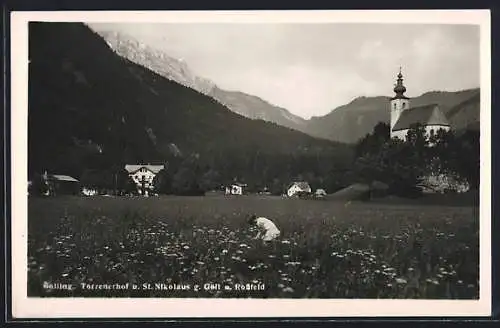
(28, 22), (353, 194)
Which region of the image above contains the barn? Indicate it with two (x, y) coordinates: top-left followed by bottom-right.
(43, 173), (81, 195)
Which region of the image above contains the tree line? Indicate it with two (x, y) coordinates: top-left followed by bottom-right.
(29, 122), (479, 198)
(353, 122), (479, 197)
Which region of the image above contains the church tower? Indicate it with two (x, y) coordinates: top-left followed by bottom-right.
(390, 68), (410, 133)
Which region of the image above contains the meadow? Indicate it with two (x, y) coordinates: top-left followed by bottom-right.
(27, 195), (479, 299)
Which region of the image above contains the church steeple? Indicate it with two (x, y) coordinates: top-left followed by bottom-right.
(390, 67), (411, 134)
(392, 67), (409, 100)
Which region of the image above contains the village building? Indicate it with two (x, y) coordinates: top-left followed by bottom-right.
(82, 187), (98, 196)
(42, 172), (80, 195)
(225, 182), (247, 195)
(315, 188), (327, 198)
(124, 164), (165, 196)
(287, 181), (312, 197)
(390, 68), (451, 140)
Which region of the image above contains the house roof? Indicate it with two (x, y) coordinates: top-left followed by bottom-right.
(289, 181), (311, 190)
(392, 103), (450, 132)
(125, 164), (165, 174)
(50, 174), (79, 182)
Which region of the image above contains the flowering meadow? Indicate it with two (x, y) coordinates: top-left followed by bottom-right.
(28, 195), (479, 298)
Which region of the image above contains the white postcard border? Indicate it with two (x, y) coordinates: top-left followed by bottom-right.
(10, 9), (492, 318)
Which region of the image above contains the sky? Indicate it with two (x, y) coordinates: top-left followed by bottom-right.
(89, 23), (480, 119)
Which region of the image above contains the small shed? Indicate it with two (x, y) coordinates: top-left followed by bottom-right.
(315, 188), (327, 198)
(45, 173), (81, 195)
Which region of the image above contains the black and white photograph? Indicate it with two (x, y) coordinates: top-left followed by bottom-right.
(11, 10), (491, 318)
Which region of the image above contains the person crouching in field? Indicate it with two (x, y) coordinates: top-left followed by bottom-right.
(248, 214), (280, 243)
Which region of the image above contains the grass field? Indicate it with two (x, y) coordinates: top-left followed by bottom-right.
(27, 195), (479, 299)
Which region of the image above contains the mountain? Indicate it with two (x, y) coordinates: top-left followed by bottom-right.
(442, 91), (481, 132)
(94, 27), (480, 144)
(93, 29), (307, 131)
(304, 89), (480, 143)
(96, 30), (216, 95)
(208, 87), (307, 130)
(28, 22), (351, 187)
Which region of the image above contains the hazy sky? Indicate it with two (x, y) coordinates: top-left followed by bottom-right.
(90, 23), (479, 119)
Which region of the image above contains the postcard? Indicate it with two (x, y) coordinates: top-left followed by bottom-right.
(10, 9), (491, 318)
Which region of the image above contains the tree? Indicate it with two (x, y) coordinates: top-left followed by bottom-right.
(153, 169), (173, 194)
(170, 154), (204, 195)
(30, 173), (49, 196)
(200, 169), (222, 192)
(455, 130), (480, 189)
(270, 178), (284, 195)
(172, 167), (203, 195)
(355, 137), (424, 197)
(355, 122), (390, 158)
(428, 129), (479, 190)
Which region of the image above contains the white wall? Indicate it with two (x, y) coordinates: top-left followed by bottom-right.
(287, 184), (310, 197)
(287, 185), (300, 197)
(226, 185), (243, 195)
(390, 98), (410, 130)
(130, 169), (157, 194)
(391, 129), (408, 140)
(231, 185), (243, 195)
(391, 125), (451, 142)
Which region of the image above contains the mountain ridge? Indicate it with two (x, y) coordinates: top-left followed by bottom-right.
(91, 25), (481, 144)
(93, 27), (308, 131)
(29, 22), (351, 187)
(304, 88), (480, 143)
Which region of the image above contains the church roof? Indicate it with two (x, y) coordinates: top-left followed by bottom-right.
(125, 164), (165, 174)
(391, 68), (410, 100)
(392, 103), (450, 132)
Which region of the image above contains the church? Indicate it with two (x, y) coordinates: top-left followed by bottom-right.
(390, 69), (450, 140)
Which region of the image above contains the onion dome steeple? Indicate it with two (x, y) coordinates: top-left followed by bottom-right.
(392, 67), (409, 100)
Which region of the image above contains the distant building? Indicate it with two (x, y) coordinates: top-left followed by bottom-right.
(82, 187), (98, 196)
(225, 183), (247, 195)
(315, 188), (327, 197)
(124, 164), (165, 196)
(287, 181), (312, 197)
(390, 68), (451, 140)
(42, 172), (80, 195)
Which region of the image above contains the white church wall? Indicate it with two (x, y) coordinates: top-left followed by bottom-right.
(426, 125), (451, 135)
(391, 125), (450, 142)
(390, 98), (409, 129)
(391, 129), (408, 140)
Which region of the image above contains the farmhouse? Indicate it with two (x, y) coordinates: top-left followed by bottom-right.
(287, 181), (312, 197)
(390, 68), (450, 140)
(225, 183), (247, 195)
(42, 172), (80, 195)
(124, 164), (165, 196)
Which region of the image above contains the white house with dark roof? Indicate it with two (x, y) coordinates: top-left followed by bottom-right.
(287, 181), (312, 197)
(124, 164), (165, 196)
(390, 68), (451, 140)
(225, 182), (247, 195)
